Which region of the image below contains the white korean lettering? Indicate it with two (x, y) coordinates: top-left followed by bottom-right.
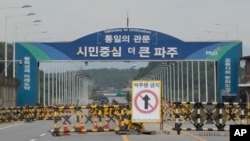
(121, 35), (130, 43)
(166, 47), (178, 58)
(225, 62), (231, 67)
(24, 64), (30, 73)
(88, 46), (99, 57)
(154, 47), (166, 58)
(128, 47), (136, 55)
(24, 56), (30, 61)
(99, 47), (110, 57)
(23, 56), (31, 91)
(111, 46), (122, 57)
(142, 35), (150, 43)
(225, 70), (231, 74)
(224, 58), (231, 91)
(225, 75), (231, 81)
(113, 35), (122, 43)
(24, 74), (30, 90)
(24, 83), (30, 90)
(24, 74), (30, 82)
(225, 87), (231, 92)
(138, 47), (150, 58)
(225, 58), (231, 63)
(225, 79), (231, 84)
(105, 35), (113, 43)
(133, 35), (142, 43)
(24, 60), (30, 65)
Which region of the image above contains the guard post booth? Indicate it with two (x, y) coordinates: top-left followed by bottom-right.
(238, 56), (250, 124)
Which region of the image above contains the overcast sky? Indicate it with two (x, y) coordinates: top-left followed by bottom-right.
(1, 0), (250, 69)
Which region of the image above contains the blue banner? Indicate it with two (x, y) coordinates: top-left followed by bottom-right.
(15, 28), (242, 106)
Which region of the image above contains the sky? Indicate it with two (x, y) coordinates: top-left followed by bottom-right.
(1, 0), (250, 69)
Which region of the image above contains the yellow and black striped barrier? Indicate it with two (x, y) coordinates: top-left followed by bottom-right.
(1, 101), (248, 136)
(0, 106), (55, 123)
(171, 102), (249, 135)
(50, 104), (147, 136)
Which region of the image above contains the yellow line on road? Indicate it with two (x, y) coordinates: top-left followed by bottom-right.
(121, 124), (206, 141)
(182, 131), (207, 141)
(122, 135), (129, 141)
(164, 124), (207, 141)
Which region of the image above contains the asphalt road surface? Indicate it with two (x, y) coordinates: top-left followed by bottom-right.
(0, 120), (230, 141)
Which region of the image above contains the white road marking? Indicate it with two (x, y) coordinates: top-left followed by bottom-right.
(40, 133), (46, 137)
(1, 123), (24, 129)
(30, 139), (36, 141)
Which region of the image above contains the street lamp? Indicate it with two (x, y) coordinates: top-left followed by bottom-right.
(24, 30), (47, 41)
(215, 23), (239, 40)
(12, 20), (42, 78)
(0, 5), (32, 10)
(4, 12), (36, 77)
(167, 63), (175, 102)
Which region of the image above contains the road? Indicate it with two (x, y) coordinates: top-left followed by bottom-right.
(0, 120), (230, 141)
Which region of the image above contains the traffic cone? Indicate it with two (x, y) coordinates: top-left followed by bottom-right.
(81, 121), (85, 130)
(79, 115), (86, 134)
(80, 115), (85, 130)
(63, 122), (70, 135)
(119, 120), (122, 127)
(93, 117), (98, 130)
(104, 117), (109, 130)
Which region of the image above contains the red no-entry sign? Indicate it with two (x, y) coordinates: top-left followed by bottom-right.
(134, 89), (158, 114)
(132, 80), (161, 123)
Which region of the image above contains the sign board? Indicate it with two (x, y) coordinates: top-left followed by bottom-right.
(131, 80), (161, 123)
(15, 27), (242, 106)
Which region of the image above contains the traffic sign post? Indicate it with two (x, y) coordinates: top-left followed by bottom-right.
(131, 80), (162, 123)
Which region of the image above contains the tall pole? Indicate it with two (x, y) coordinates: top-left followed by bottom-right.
(1, 5), (32, 77)
(127, 11), (129, 28)
(4, 16), (8, 76)
(4, 13), (35, 77)
(13, 25), (17, 78)
(13, 21), (41, 78)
